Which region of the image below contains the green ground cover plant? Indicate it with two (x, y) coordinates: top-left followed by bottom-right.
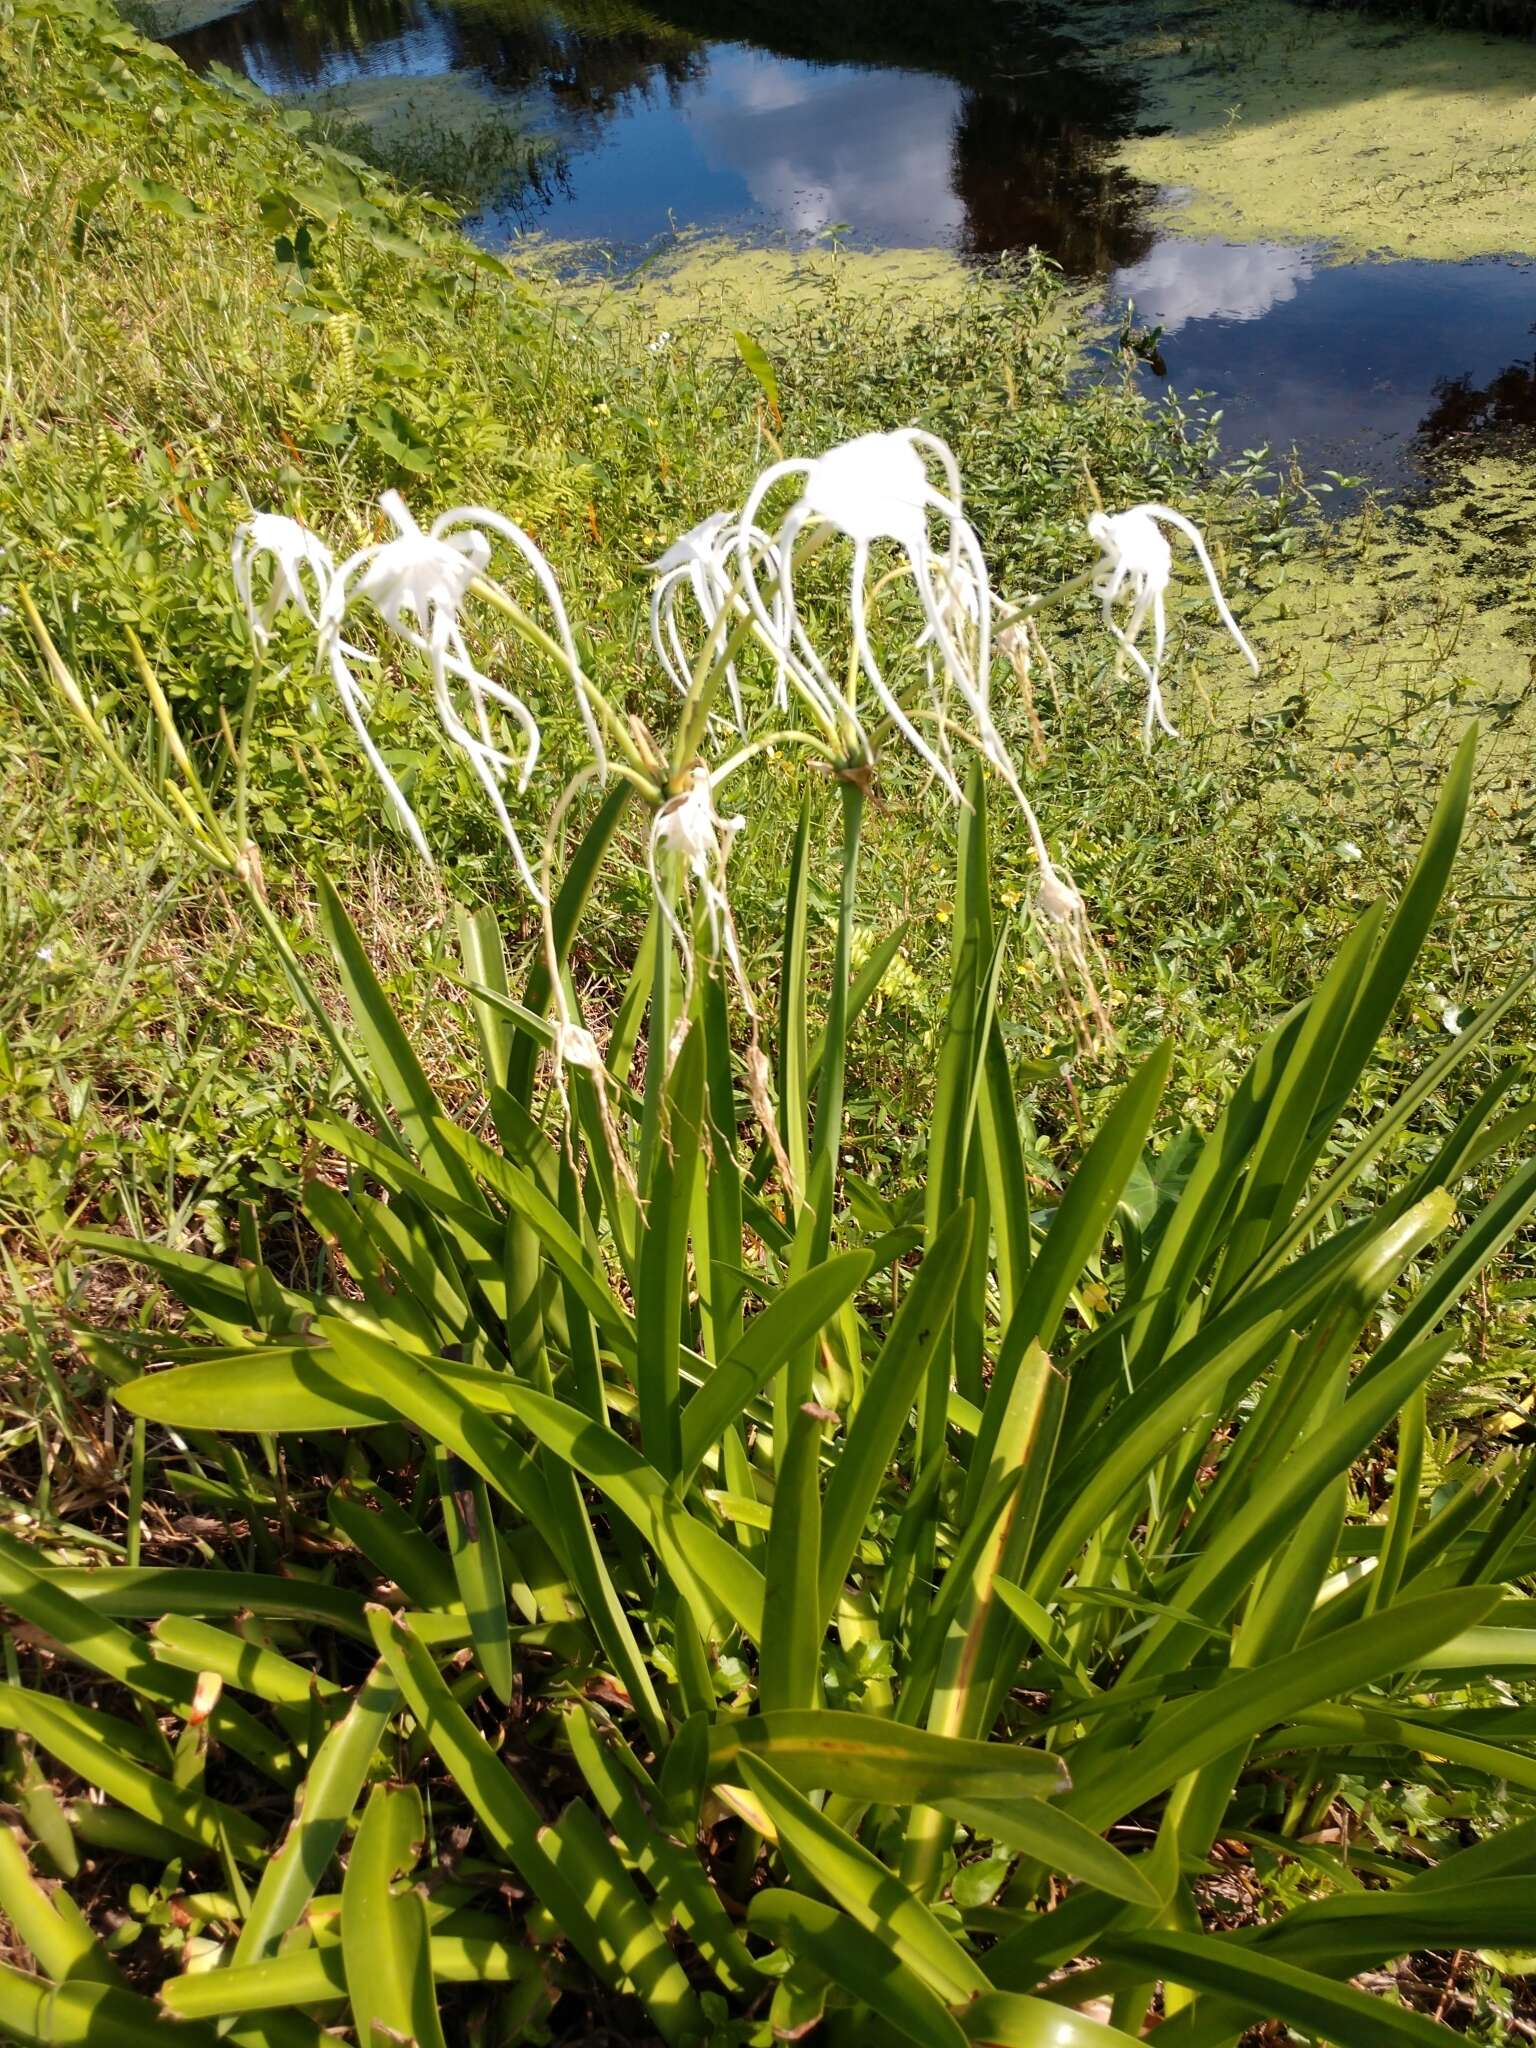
(3, 0), (1536, 2039)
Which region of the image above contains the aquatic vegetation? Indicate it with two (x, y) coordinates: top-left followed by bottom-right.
(553, 231), (976, 331)
(289, 70), (572, 222)
(1093, 0), (1536, 263)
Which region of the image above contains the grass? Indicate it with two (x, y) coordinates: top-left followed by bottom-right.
(1, 2), (1535, 2033)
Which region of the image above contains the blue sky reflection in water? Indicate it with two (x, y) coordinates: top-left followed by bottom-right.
(171, 0), (1536, 494)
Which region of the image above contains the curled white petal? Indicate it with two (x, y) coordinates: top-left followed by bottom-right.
(433, 501), (606, 781)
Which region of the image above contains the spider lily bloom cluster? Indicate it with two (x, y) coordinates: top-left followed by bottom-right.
(234, 495), (612, 892)
(230, 433), (1258, 1052)
(735, 427), (1004, 794)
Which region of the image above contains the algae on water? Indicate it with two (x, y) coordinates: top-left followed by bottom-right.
(1087, 0), (1536, 263)
(1241, 455), (1536, 798)
(532, 232), (974, 332)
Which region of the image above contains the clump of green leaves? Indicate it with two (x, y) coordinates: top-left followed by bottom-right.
(4, 728), (1534, 2043)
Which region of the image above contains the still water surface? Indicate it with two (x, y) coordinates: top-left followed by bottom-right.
(172, 0), (1536, 491)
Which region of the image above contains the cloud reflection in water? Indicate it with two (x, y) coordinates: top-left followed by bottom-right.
(681, 49), (966, 243)
(1110, 235), (1315, 335)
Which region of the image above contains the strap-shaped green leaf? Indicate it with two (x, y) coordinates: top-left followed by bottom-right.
(317, 1320), (553, 1529)
(936, 1796), (1160, 1909)
(0, 1686), (265, 1863)
(1067, 1584), (1501, 1828)
(486, 1376), (767, 1640)
(778, 793), (813, 1200)
(637, 1022), (705, 1476)
(1269, 1698), (1536, 1794)
(0, 1966), (229, 2048)
(543, 1800), (705, 2043)
(328, 1480), (459, 1609)
(69, 1228), (318, 1337)
(341, 1783), (446, 2048)
(680, 1250), (873, 1482)
(1032, 1210), (1417, 1598)
(565, 1707), (754, 1993)
(117, 1338), (526, 1436)
(41, 1566), (375, 1640)
(165, 1936), (538, 2017)
(1357, 1154), (1536, 1392)
(819, 1204), (973, 1625)
(747, 1890), (968, 2048)
(1008, 1039), (1171, 1361)
(316, 870), (485, 1210)
(456, 902), (517, 1110)
(437, 1449), (514, 1707)
(1098, 1927), (1455, 2046)
(435, 1118), (637, 1355)
(1247, 962), (1536, 1293)
(959, 1990), (1141, 2045)
(1249, 1874), (1536, 1975)
(761, 1401), (825, 1715)
(1209, 902), (1385, 1302)
(1123, 1316), (1455, 1681)
(302, 1178), (437, 1352)
(234, 1657), (400, 1963)
(809, 780), (866, 1219)
(708, 1710), (1067, 1804)
(150, 1615), (343, 1710)
(0, 1828), (116, 1987)
(509, 779), (632, 1104)
(739, 1753), (988, 2004)
(366, 1610), (618, 1989)
(698, 949), (747, 1355)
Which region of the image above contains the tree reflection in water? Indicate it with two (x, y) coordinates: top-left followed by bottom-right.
(1420, 342), (1536, 458)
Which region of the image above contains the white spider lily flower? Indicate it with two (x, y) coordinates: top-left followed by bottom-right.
(737, 428), (1004, 794)
(318, 492), (602, 897)
(650, 513), (751, 733)
(231, 512), (337, 649)
(647, 765), (752, 1023)
(315, 493), (490, 867)
(1088, 504), (1260, 744)
(1034, 859), (1110, 1048)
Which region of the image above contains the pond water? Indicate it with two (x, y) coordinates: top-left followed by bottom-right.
(169, 0), (1536, 493)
